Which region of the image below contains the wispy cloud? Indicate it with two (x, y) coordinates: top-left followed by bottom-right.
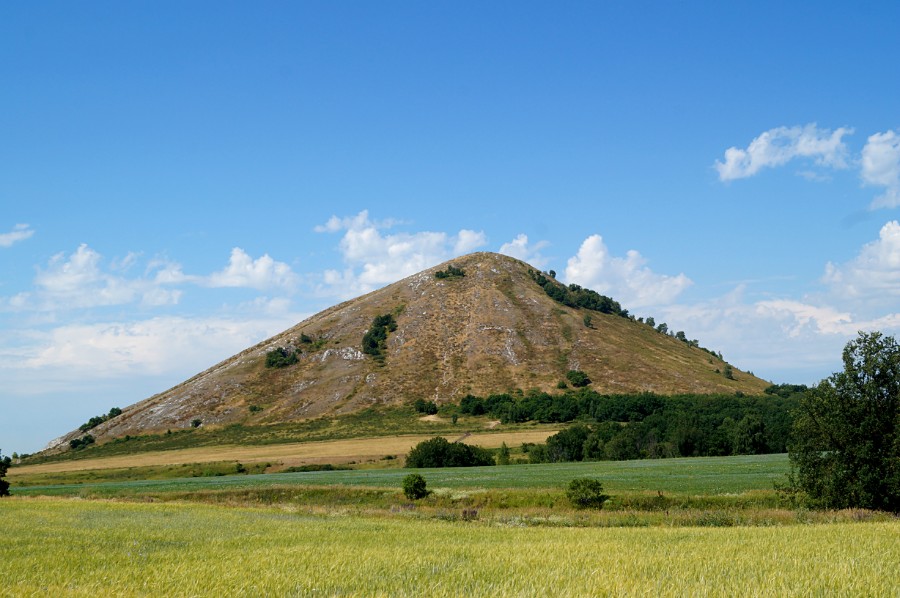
(0, 224), (35, 248)
(715, 124), (852, 182)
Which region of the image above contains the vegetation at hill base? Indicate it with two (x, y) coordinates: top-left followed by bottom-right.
(786, 331), (900, 512)
(458, 388), (800, 460)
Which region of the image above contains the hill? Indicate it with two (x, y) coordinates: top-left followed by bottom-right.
(49, 252), (769, 450)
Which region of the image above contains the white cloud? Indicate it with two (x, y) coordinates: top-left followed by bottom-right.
(316, 210), (487, 298)
(206, 248), (297, 291)
(715, 124), (853, 181)
(861, 130), (900, 209)
(455, 229), (488, 254)
(564, 234), (692, 309)
(3, 245), (300, 313)
(31, 244), (147, 308)
(498, 234), (549, 268)
(823, 220), (900, 300)
(4, 314), (299, 384)
(0, 224), (35, 247)
(654, 287), (900, 384)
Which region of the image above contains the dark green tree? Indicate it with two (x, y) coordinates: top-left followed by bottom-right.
(497, 441), (511, 465)
(0, 449), (10, 496)
(566, 478), (609, 509)
(788, 332), (900, 512)
(405, 437), (494, 468)
(566, 370), (591, 388)
(402, 473), (429, 500)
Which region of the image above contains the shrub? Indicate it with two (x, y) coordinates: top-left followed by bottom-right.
(566, 370), (591, 387)
(69, 435), (95, 451)
(435, 264), (465, 279)
(265, 347), (298, 368)
(402, 473), (429, 500)
(566, 478), (609, 509)
(78, 406), (123, 432)
(362, 314), (397, 360)
(414, 399), (439, 414)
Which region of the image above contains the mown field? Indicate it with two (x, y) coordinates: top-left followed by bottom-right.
(2, 498), (898, 596)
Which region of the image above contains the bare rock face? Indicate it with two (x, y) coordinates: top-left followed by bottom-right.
(55, 252), (769, 445)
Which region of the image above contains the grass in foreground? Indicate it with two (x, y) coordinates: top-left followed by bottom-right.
(2, 498), (897, 597)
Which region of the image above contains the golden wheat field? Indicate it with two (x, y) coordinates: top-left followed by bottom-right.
(3, 498), (898, 597)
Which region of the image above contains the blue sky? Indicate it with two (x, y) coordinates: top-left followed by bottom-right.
(2, 2), (900, 453)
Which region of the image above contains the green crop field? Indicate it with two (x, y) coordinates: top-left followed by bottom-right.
(13, 453), (789, 498)
(2, 498), (897, 597)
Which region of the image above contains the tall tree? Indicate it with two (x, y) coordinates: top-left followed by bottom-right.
(788, 332), (900, 511)
(0, 449), (11, 497)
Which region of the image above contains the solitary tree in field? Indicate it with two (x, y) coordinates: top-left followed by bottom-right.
(788, 332), (900, 512)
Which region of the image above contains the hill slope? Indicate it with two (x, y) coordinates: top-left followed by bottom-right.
(53, 252), (768, 448)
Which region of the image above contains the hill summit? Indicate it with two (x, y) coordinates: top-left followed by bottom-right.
(55, 252), (768, 447)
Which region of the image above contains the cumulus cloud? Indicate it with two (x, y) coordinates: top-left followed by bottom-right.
(564, 234), (692, 309)
(30, 244), (155, 309)
(0, 224), (34, 247)
(715, 124), (852, 181)
(499, 234), (549, 268)
(4, 244), (298, 312)
(823, 220), (900, 300)
(315, 210), (487, 298)
(861, 130), (900, 209)
(206, 248), (297, 290)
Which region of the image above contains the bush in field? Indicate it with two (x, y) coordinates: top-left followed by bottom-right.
(405, 437), (495, 468)
(0, 449), (10, 496)
(402, 473), (429, 500)
(566, 478), (609, 509)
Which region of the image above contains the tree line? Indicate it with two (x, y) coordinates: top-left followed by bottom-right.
(458, 387), (800, 459)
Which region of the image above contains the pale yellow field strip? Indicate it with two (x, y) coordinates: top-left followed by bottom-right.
(11, 429), (556, 476)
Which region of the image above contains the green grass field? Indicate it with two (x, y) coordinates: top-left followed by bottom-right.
(2, 498), (897, 597)
(13, 453), (788, 497)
